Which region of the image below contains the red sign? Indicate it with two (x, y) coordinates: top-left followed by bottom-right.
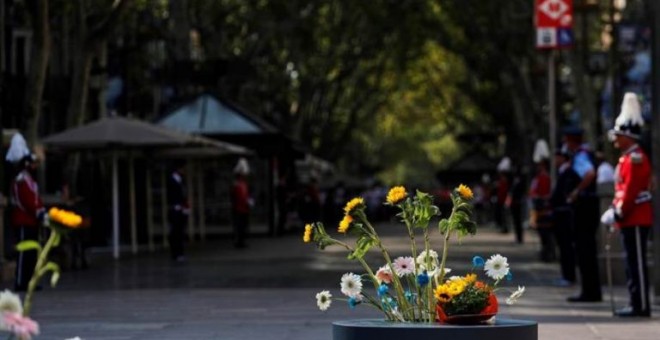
(535, 0), (573, 28)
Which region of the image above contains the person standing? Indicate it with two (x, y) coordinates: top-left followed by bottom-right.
(563, 127), (602, 302)
(5, 133), (46, 291)
(231, 158), (251, 249)
(167, 161), (189, 262)
(601, 93), (652, 317)
(529, 159), (553, 258)
(551, 149), (580, 286)
(508, 170), (526, 244)
(494, 157), (511, 233)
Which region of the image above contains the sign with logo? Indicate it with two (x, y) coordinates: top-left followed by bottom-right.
(535, 0), (574, 49)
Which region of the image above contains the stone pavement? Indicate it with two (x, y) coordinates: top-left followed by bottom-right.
(7, 223), (660, 339)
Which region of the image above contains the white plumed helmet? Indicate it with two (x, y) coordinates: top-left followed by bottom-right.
(234, 157), (250, 175)
(609, 92), (644, 140)
(497, 157), (511, 173)
(5, 133), (33, 164)
(532, 139), (550, 163)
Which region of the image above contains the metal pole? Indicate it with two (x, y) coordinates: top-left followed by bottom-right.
(129, 156), (137, 254)
(549, 50), (557, 183)
(146, 164), (154, 252)
(186, 159), (195, 242)
(160, 167), (169, 248)
(196, 161), (206, 241)
(112, 153), (120, 259)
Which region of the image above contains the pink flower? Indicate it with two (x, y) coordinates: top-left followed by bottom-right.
(376, 265), (393, 284)
(392, 256), (415, 277)
(2, 312), (39, 340)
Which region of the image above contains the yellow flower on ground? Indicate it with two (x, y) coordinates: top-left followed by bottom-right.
(48, 207), (83, 228)
(303, 224), (313, 243)
(456, 184), (473, 200)
(386, 186), (407, 205)
(434, 285), (452, 303)
(343, 197), (364, 214)
(338, 215), (353, 233)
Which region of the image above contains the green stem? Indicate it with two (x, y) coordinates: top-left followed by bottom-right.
(23, 230), (59, 316)
(423, 229), (434, 323)
(331, 238), (393, 319)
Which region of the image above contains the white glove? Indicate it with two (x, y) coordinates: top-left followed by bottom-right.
(600, 208), (615, 225)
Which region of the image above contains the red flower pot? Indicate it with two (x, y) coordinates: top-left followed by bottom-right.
(436, 294), (499, 325)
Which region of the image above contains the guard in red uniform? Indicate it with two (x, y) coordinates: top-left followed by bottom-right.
(5, 133), (46, 291)
(601, 93), (652, 317)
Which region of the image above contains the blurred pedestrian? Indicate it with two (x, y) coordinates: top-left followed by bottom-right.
(507, 169), (526, 244)
(5, 133), (47, 291)
(231, 158), (252, 249)
(563, 127), (602, 303)
(494, 157), (511, 233)
(167, 161), (189, 262)
(529, 159), (553, 258)
(601, 93), (652, 317)
(551, 148), (580, 286)
(595, 151), (615, 185)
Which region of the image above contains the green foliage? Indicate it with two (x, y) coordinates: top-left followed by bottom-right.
(16, 240), (42, 253)
(348, 235), (376, 260)
(410, 190), (441, 229)
(42, 262), (61, 287)
(442, 283), (490, 315)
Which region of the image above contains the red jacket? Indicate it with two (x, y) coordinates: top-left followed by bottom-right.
(231, 178), (250, 214)
(613, 145), (652, 228)
(11, 170), (45, 227)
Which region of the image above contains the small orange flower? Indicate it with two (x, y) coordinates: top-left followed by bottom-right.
(456, 184), (473, 200)
(386, 186), (407, 205)
(338, 215), (353, 233)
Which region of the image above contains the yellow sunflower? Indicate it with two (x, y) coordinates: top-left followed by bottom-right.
(48, 207), (83, 228)
(338, 215), (353, 233)
(456, 184), (473, 200)
(447, 281), (466, 296)
(386, 186), (407, 205)
(343, 197), (364, 214)
(303, 224), (313, 243)
(434, 285), (452, 303)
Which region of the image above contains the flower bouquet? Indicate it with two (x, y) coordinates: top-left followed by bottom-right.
(304, 185), (524, 324)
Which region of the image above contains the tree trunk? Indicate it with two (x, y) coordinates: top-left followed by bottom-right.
(66, 49), (93, 127)
(24, 0), (51, 145)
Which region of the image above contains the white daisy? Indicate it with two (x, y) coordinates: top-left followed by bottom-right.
(484, 254), (510, 280)
(415, 250), (439, 267)
(392, 256), (415, 277)
(316, 290), (333, 311)
(506, 286), (525, 305)
(0, 289), (22, 314)
(340, 273), (363, 297)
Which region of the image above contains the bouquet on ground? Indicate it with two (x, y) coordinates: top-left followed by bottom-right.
(304, 185), (524, 324)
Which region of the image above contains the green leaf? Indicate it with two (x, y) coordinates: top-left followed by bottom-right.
(438, 219), (450, 234)
(348, 236), (376, 260)
(50, 271), (60, 287)
(16, 240), (42, 253)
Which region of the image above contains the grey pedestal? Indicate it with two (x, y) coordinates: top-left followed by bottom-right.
(333, 319), (537, 340)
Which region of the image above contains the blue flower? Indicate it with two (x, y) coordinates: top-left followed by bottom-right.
(472, 256), (485, 268)
(348, 297), (360, 309)
(378, 284), (389, 297)
(416, 271), (429, 287)
(404, 290), (414, 302)
(506, 271), (513, 281)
